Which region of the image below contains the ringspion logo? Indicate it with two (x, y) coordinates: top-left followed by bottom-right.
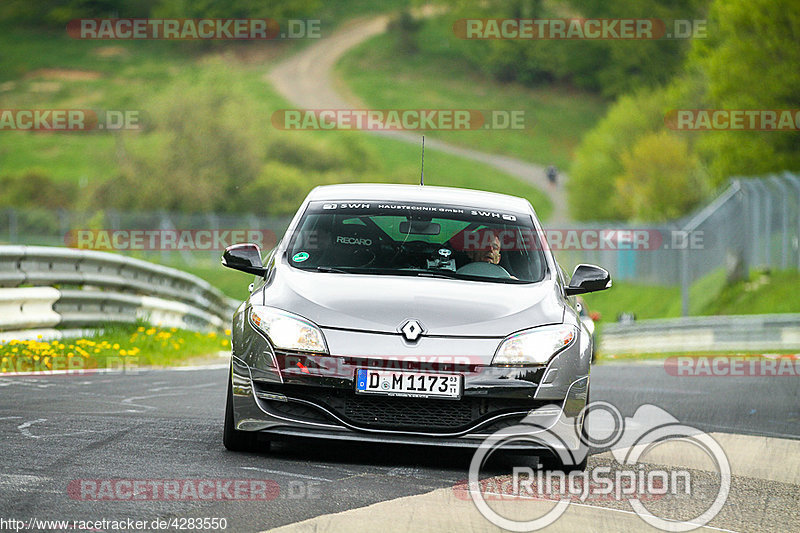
(467, 402), (730, 531)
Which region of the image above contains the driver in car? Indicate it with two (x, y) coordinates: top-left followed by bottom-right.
(460, 229), (515, 278)
(466, 230), (502, 264)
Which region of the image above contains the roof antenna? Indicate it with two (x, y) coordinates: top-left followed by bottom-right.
(419, 136), (425, 186)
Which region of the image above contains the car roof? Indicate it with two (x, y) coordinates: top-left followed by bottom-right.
(306, 183), (534, 213)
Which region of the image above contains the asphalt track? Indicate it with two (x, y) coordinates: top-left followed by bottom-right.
(1, 362), (797, 532)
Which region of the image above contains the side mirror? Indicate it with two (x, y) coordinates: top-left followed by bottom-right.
(564, 264), (611, 296)
(222, 243), (267, 276)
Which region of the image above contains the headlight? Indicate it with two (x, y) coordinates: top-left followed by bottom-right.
(250, 306), (328, 353)
(492, 325), (576, 366)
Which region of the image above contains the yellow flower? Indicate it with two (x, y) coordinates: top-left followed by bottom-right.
(224, 329), (232, 336)
(119, 349), (127, 356)
(137, 326), (145, 332)
(220, 339), (228, 347)
(112, 343), (120, 350)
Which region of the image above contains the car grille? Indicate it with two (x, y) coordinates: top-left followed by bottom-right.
(343, 395), (475, 429)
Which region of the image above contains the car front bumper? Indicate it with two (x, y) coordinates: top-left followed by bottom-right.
(229, 354), (590, 452)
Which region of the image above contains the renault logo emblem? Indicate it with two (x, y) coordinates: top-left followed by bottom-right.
(399, 319), (424, 342)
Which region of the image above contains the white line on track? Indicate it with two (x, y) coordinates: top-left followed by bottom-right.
(240, 466), (334, 482)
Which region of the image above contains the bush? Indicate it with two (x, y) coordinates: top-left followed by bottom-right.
(240, 162), (312, 216)
(568, 87), (671, 220)
(688, 0), (800, 184)
(88, 61), (265, 213)
(614, 131), (706, 221)
(0, 171), (78, 209)
(266, 133), (376, 174)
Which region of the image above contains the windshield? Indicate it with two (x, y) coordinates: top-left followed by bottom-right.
(287, 201), (547, 283)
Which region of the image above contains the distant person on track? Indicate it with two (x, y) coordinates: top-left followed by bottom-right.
(546, 164), (558, 188)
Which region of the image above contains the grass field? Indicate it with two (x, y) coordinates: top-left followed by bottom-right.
(0, 323), (228, 372)
(583, 269), (800, 326)
(0, 23), (551, 207)
(336, 17), (608, 170)
(0, 21), (552, 293)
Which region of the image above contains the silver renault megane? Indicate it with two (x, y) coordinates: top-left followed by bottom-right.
(222, 183), (610, 463)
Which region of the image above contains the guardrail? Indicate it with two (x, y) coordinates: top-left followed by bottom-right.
(0, 245), (240, 335)
(600, 313), (800, 354)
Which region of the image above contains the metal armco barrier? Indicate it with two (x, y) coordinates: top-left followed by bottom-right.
(0, 246), (240, 333)
(600, 313), (800, 354)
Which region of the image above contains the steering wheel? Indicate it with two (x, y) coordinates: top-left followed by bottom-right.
(456, 261), (512, 278)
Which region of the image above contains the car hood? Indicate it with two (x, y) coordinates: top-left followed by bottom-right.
(259, 265), (565, 337)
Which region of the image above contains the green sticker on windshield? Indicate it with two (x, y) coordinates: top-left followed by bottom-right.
(292, 251), (310, 263)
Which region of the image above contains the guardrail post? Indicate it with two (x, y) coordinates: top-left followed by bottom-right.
(783, 172), (800, 270)
(768, 176), (790, 269)
(754, 180), (772, 267)
(8, 209), (18, 244)
(680, 245), (689, 317)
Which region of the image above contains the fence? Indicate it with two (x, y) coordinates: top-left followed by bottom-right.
(0, 245), (240, 336)
(554, 172), (800, 315)
(1, 173), (798, 317)
(0, 209), (291, 267)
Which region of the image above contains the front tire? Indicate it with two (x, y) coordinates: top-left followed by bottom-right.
(223, 369), (265, 452)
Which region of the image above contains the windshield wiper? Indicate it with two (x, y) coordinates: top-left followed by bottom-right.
(314, 266), (353, 274)
(415, 271), (461, 279)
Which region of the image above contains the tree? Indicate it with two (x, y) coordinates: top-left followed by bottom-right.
(615, 131), (706, 221)
(688, 0), (800, 183)
(568, 87), (670, 220)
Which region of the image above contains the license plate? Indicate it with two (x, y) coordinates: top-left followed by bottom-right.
(355, 369), (461, 399)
